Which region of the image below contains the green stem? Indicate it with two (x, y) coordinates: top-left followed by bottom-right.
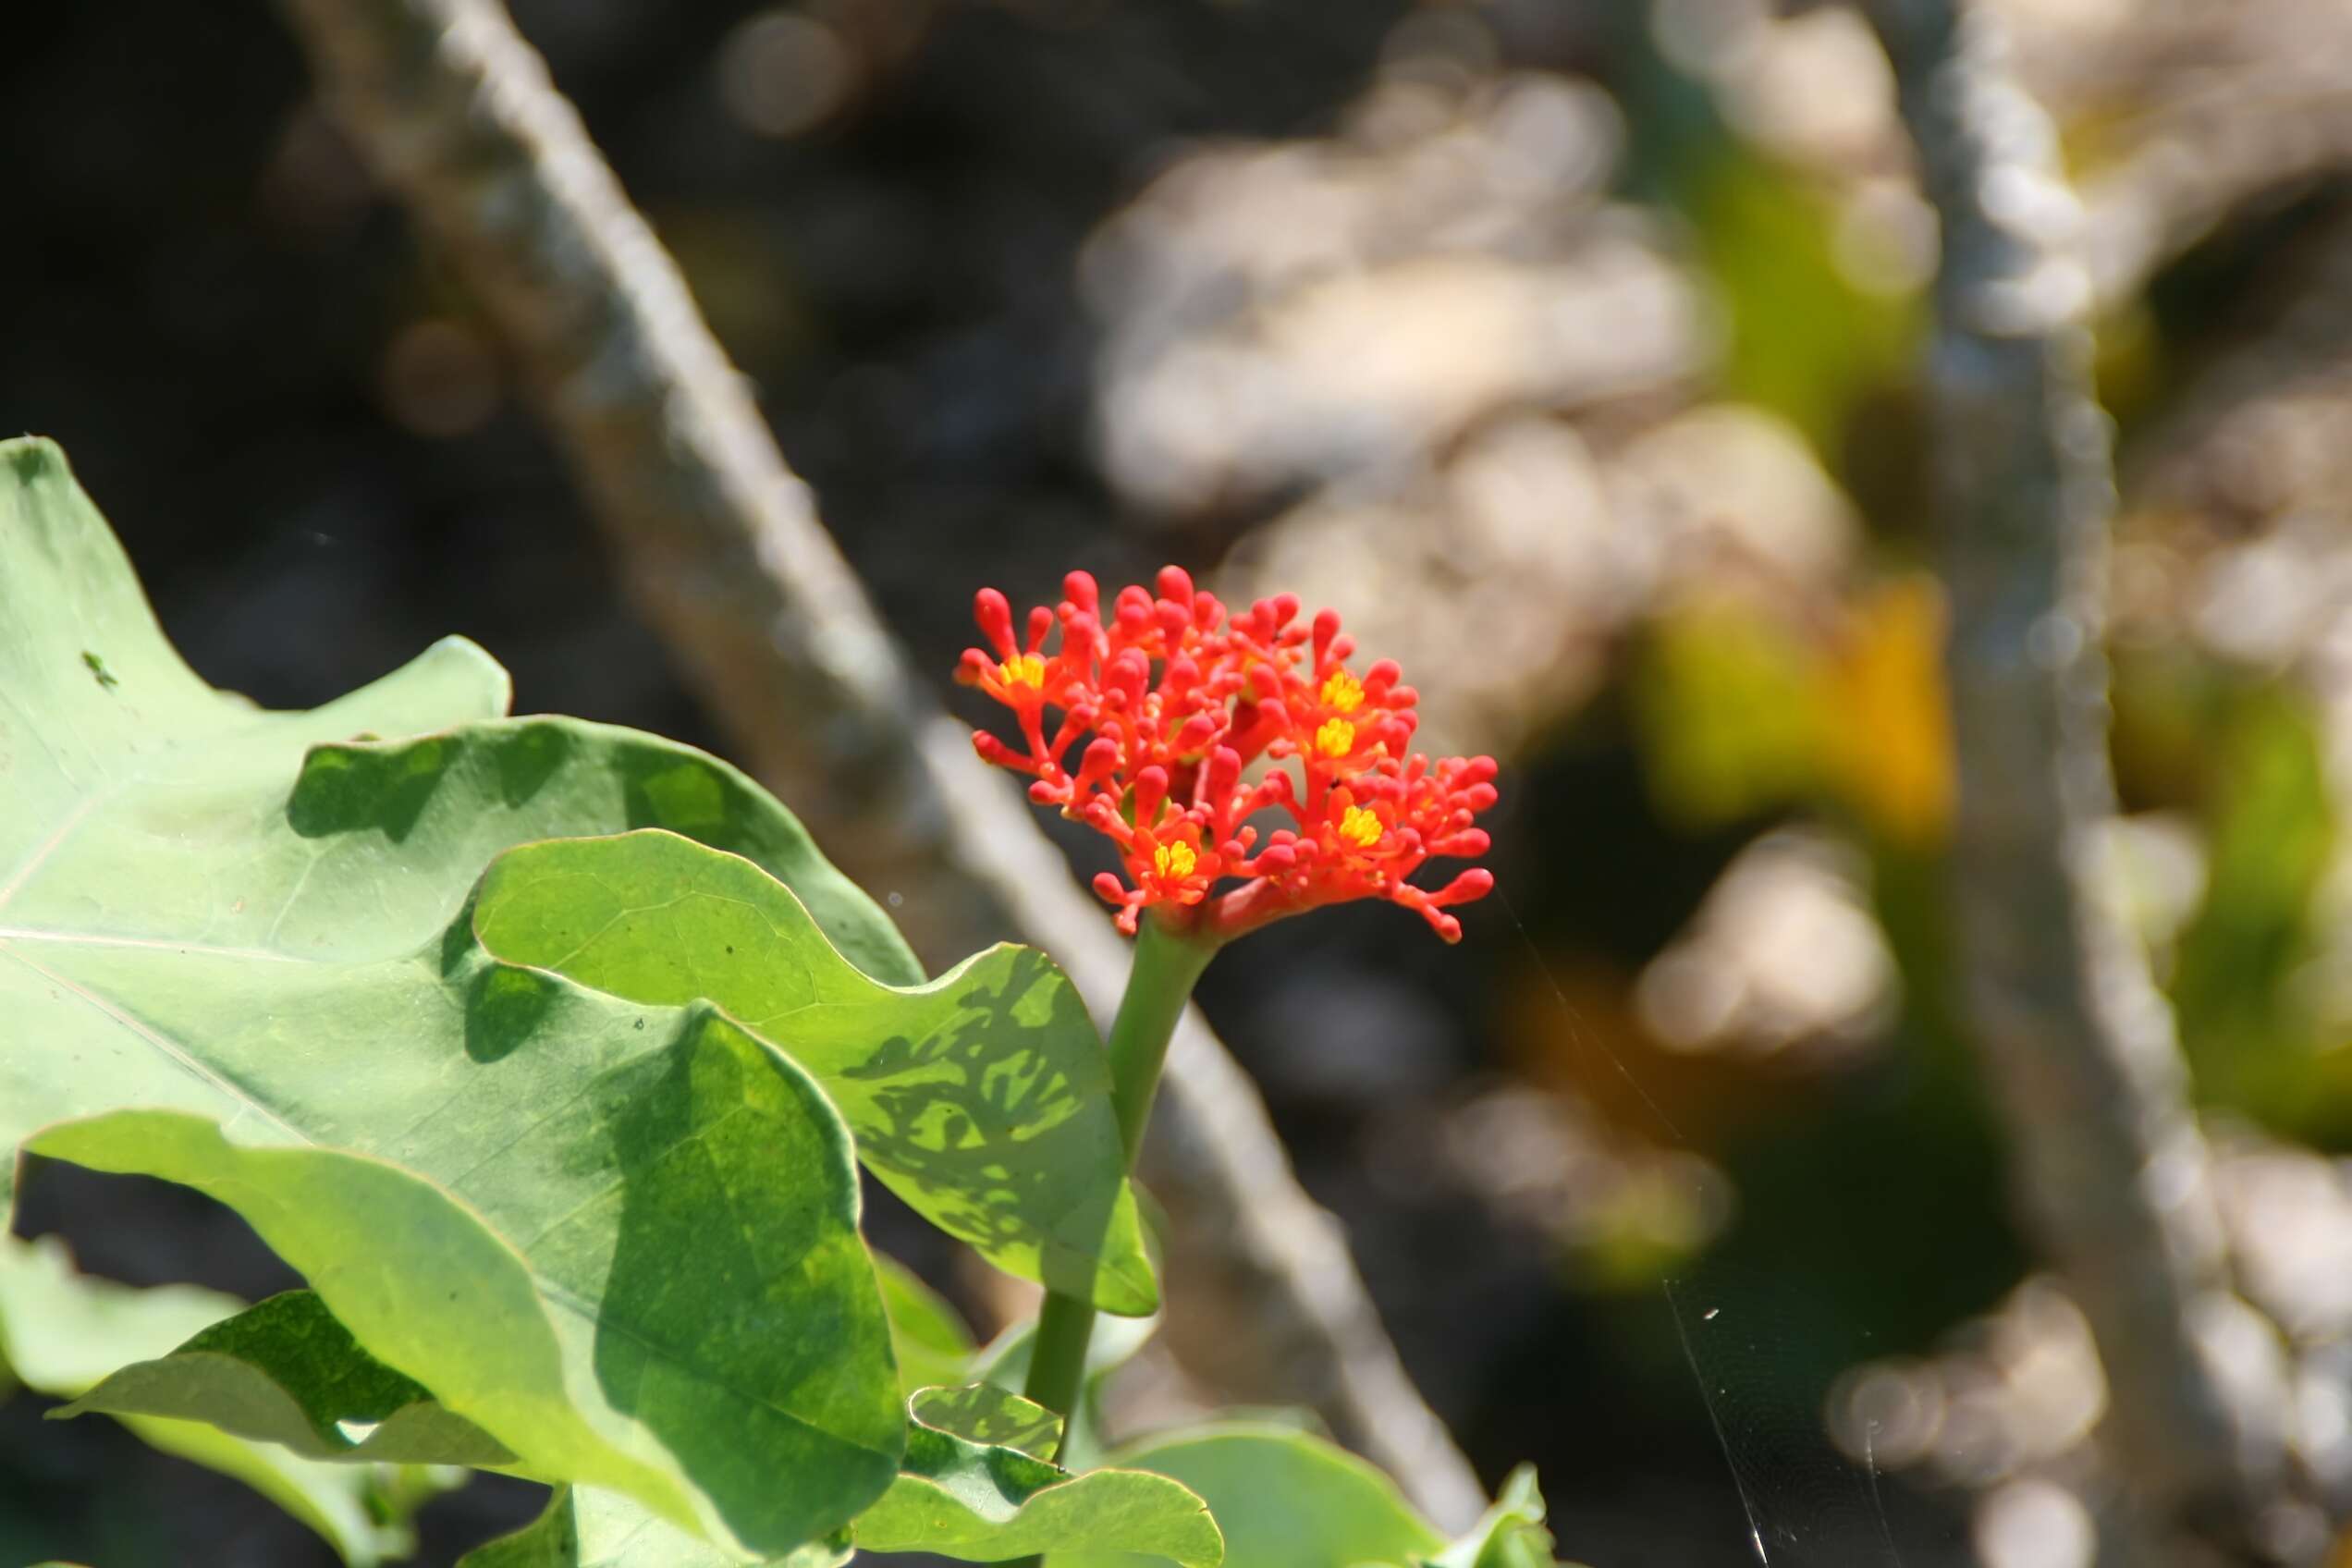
(1022, 917), (1218, 1450)
(1019, 1291), (1099, 1447)
(1105, 918), (1219, 1163)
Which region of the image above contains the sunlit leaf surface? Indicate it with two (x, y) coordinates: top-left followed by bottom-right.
(58, 1288), (511, 1464)
(472, 829), (1159, 1315)
(909, 1381), (1063, 1461)
(0, 438), (910, 1553)
(851, 1394), (1221, 1564)
(459, 1484), (851, 1568)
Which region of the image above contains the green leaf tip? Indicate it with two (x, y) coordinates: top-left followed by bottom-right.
(0, 1234), (440, 1566)
(2, 433), (69, 485)
(55, 1288), (513, 1466)
(911, 1381), (1064, 1462)
(1423, 1465), (1562, 1568)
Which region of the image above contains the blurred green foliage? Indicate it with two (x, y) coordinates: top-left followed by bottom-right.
(2150, 676), (2346, 1140)
(1684, 148), (1921, 458)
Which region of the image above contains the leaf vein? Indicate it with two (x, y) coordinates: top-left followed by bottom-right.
(0, 943), (309, 1145)
(0, 926), (302, 963)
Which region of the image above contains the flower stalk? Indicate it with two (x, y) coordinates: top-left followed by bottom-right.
(1023, 915), (1219, 1442)
(962, 565), (1498, 1509)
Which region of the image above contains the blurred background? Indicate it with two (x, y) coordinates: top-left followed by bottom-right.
(7, 0), (2352, 1563)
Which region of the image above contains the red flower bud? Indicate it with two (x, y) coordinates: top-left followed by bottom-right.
(960, 569), (1498, 943)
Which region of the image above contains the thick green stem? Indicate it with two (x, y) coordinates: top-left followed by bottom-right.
(1022, 917), (1218, 1450)
(1019, 1291), (1100, 1445)
(1104, 919), (1219, 1163)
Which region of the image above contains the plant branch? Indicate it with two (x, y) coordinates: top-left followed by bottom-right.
(271, 0), (1488, 1530)
(1867, 1), (2290, 1561)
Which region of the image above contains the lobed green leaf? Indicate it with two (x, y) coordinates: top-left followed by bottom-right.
(0, 438), (913, 1553)
(472, 828), (1158, 1315)
(27, 1027), (900, 1554)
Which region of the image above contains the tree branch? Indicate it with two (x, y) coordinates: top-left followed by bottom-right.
(270, 0), (1487, 1530)
(1867, 2), (2290, 1561)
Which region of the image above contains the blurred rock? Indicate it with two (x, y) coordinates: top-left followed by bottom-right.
(1974, 1476), (2097, 1568)
(1436, 1081), (1733, 1272)
(717, 9), (859, 139)
(1672, 0), (1903, 175)
(1219, 417), (1626, 757)
(1240, 962), (1462, 1107)
(1831, 1274), (2106, 1494)
(1634, 828), (1897, 1063)
(1219, 402), (1862, 760)
(2092, 812), (2207, 981)
(2215, 1139), (2352, 1347)
(1611, 404), (1860, 596)
(1084, 69), (1698, 516)
(1674, 0), (2352, 312)
(1836, 1133), (2352, 1525)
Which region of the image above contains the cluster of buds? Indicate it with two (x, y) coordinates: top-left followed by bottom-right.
(958, 567), (1497, 942)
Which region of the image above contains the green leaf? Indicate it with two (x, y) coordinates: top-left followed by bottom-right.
(1680, 141), (1919, 455)
(26, 1026), (898, 1555)
(0, 1234), (427, 1565)
(851, 1417), (1223, 1564)
(471, 828), (1159, 1315)
(2165, 683), (2342, 1130)
(57, 1289), (510, 1464)
(0, 437), (908, 1553)
(1631, 601), (1826, 830)
(1423, 1466), (1562, 1568)
(876, 1254), (977, 1395)
(1047, 1424), (1442, 1568)
(911, 1381), (1063, 1461)
(459, 1485), (851, 1568)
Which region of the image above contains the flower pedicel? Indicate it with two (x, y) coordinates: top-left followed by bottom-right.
(959, 566), (1496, 941)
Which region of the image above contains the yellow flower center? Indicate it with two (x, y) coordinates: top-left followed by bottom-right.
(1315, 718), (1356, 758)
(1338, 804), (1382, 849)
(1320, 668), (1366, 714)
(1153, 840), (1198, 879)
(998, 653), (1047, 690)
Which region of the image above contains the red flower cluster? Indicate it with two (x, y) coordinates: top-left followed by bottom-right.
(958, 567), (1497, 942)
